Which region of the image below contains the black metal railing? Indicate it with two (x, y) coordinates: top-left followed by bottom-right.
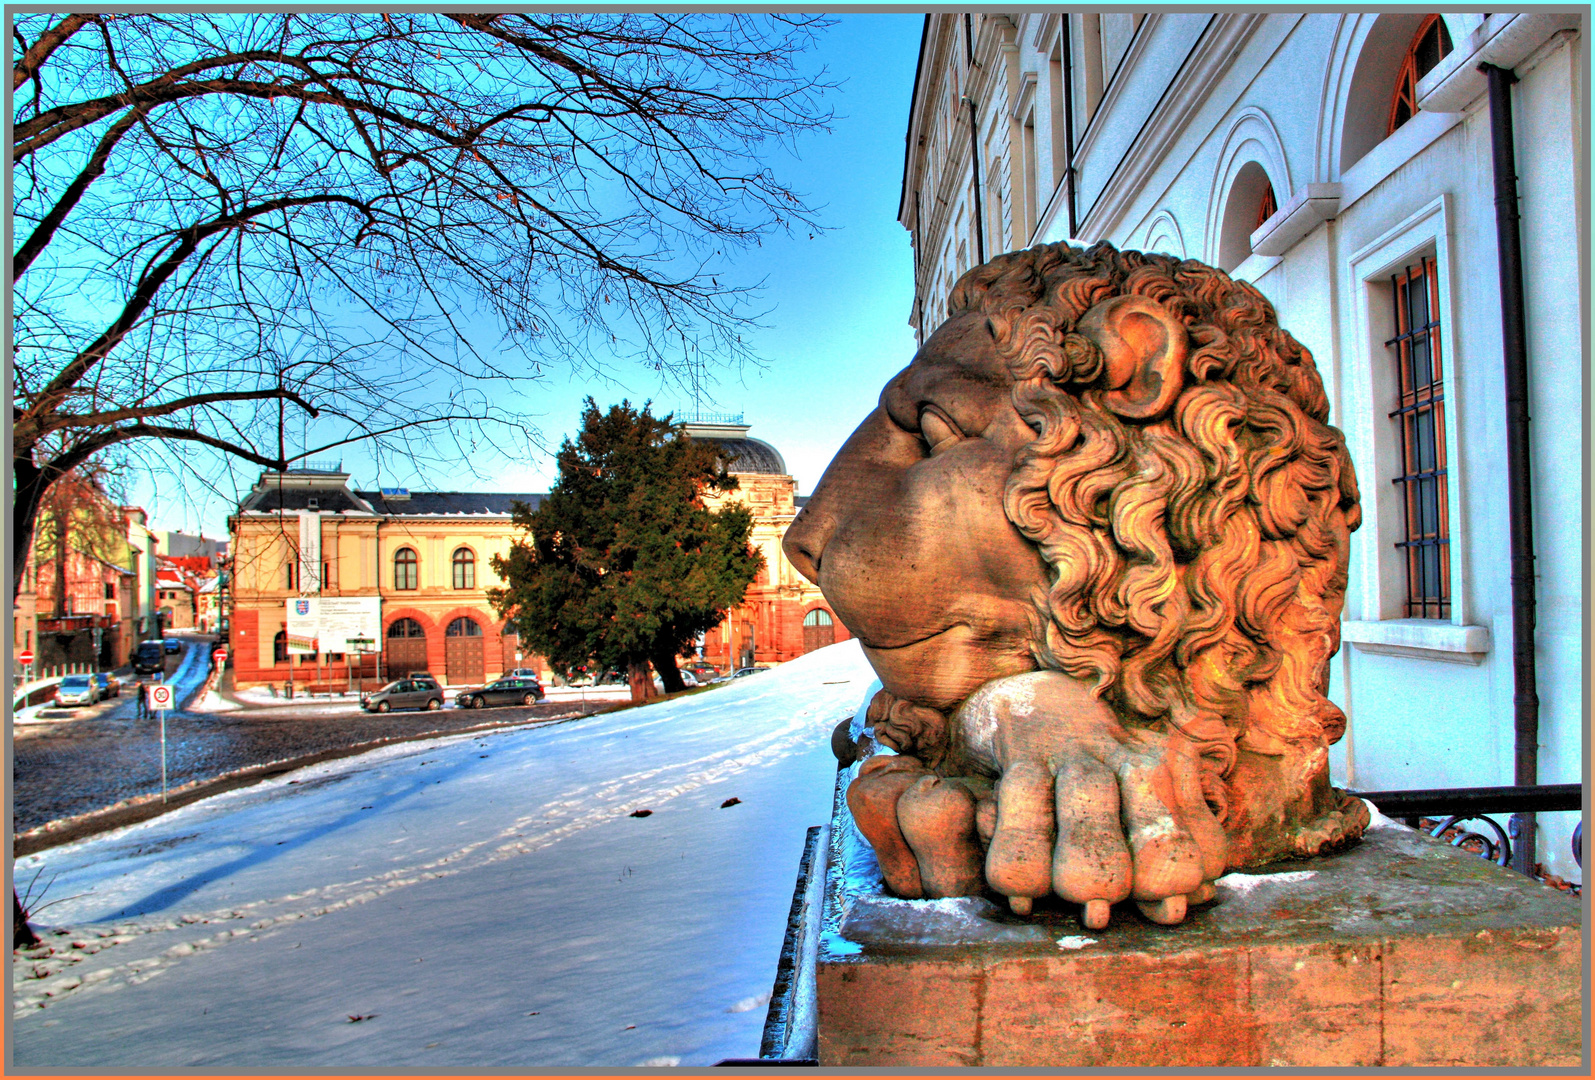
(1351, 783), (1582, 872)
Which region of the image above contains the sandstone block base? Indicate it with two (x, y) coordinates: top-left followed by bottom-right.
(815, 791), (1583, 1067)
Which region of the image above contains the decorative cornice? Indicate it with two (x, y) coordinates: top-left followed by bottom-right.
(1418, 12), (1584, 113)
(1250, 182), (1341, 257)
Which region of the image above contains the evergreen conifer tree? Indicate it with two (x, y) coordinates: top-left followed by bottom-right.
(490, 400), (763, 702)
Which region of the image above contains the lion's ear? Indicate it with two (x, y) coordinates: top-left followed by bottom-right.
(1076, 295), (1188, 421)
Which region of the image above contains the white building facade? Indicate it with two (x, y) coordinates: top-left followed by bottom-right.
(901, 12), (1585, 880)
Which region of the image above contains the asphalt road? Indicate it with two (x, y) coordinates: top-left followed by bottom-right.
(12, 642), (609, 836)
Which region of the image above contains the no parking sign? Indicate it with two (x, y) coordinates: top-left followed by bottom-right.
(147, 683), (174, 711)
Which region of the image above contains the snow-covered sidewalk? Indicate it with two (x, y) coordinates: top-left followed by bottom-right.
(10, 641), (875, 1068)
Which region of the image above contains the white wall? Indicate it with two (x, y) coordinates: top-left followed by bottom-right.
(903, 12), (1585, 880)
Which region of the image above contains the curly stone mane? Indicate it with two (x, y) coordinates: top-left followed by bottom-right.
(947, 242), (1361, 823)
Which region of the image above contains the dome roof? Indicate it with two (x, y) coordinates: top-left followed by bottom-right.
(682, 420), (788, 475)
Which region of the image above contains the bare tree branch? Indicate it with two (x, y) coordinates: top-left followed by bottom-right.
(11, 12), (97, 91)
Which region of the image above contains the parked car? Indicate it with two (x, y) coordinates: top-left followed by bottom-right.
(713, 666), (766, 684)
(163, 638), (183, 655)
(653, 671), (701, 693)
(92, 671), (120, 698)
(361, 676), (444, 713)
(506, 668), (542, 680)
(456, 676), (545, 709)
(133, 640), (165, 675)
(683, 662), (719, 684)
(54, 674), (99, 707)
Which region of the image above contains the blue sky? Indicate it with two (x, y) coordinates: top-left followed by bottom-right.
(131, 14), (926, 536)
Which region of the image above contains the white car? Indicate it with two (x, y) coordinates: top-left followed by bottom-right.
(652, 670), (700, 692)
(712, 667), (765, 684)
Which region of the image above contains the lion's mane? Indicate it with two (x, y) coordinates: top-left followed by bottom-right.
(947, 242), (1360, 822)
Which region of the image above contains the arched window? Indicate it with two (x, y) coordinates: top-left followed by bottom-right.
(387, 618), (425, 638)
(274, 629), (288, 663)
(1216, 161), (1274, 272)
(446, 617), (482, 637)
(452, 547), (475, 590)
(1254, 181), (1278, 230)
(802, 609), (834, 628)
(393, 547), (418, 590)
(1388, 16), (1453, 136)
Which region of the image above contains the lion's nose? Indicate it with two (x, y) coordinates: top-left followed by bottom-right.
(783, 501), (832, 586)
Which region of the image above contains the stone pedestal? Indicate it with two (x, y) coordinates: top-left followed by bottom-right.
(812, 776), (1583, 1067)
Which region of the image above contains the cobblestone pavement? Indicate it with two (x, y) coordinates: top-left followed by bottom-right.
(12, 693), (607, 836)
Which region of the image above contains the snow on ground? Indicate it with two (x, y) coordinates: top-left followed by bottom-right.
(10, 640), (875, 1068)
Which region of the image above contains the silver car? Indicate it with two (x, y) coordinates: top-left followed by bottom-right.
(54, 674), (99, 707)
(361, 676), (444, 713)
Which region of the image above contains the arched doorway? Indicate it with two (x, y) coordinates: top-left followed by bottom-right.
(386, 617), (428, 678)
(802, 608), (835, 654)
(445, 616), (484, 685)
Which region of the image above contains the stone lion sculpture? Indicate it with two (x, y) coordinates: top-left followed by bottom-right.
(783, 241), (1368, 930)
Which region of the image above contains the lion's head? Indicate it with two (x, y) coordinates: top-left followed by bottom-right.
(786, 241), (1360, 836)
(953, 242), (1360, 763)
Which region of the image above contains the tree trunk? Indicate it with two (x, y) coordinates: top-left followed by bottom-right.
(51, 504), (69, 618)
(12, 454), (46, 603)
(11, 454), (46, 950)
(651, 644), (688, 694)
(627, 659), (658, 705)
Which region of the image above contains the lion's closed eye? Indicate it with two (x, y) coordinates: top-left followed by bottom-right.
(919, 406), (964, 455)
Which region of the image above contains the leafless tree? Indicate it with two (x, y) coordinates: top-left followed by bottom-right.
(9, 10), (832, 946)
(11, 10), (833, 595)
(30, 463), (127, 622)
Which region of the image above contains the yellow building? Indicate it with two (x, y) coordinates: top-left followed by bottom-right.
(228, 468), (543, 691)
(227, 426), (844, 692)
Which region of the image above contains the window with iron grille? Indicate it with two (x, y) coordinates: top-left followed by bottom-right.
(1387, 256), (1449, 618)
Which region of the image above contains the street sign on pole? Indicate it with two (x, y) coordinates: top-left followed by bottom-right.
(213, 648), (228, 667)
(19, 649), (34, 666)
(147, 682), (173, 803)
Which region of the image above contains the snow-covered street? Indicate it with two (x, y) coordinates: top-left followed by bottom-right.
(11, 641), (875, 1068)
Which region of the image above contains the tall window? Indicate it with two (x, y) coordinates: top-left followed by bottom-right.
(393, 547), (418, 590)
(1387, 256), (1449, 619)
(274, 629), (289, 663)
(284, 561), (296, 590)
(452, 547), (476, 590)
(1388, 15), (1453, 135)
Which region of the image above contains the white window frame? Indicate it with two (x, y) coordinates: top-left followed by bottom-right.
(1339, 193), (1489, 664)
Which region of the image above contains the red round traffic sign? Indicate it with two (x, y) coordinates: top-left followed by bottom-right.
(213, 649), (228, 664)
(19, 649), (34, 666)
(148, 683), (174, 709)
